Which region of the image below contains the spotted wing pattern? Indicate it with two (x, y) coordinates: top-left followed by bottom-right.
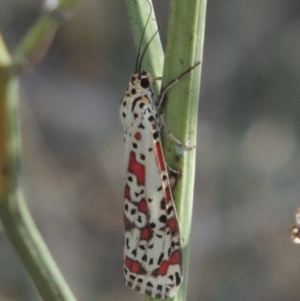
(120, 71), (182, 299)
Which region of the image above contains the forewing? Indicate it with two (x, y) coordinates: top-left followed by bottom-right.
(122, 95), (182, 299)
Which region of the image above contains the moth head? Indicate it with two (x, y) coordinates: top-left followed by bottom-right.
(131, 71), (153, 90)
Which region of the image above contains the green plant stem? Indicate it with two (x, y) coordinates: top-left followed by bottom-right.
(124, 0), (164, 95)
(162, 1), (206, 301)
(0, 34), (77, 301)
(126, 0), (206, 300)
(13, 0), (80, 72)
(0, 0), (80, 300)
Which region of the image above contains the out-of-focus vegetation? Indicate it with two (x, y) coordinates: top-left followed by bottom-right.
(1, 0), (300, 300)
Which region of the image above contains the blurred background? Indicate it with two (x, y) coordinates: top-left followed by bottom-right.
(1, 0), (300, 300)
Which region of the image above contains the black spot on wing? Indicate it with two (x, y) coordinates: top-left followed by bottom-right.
(160, 199), (166, 209)
(157, 253), (164, 265)
(134, 189), (144, 197)
(175, 272), (181, 285)
(159, 215), (167, 223)
(147, 281), (154, 288)
(167, 206), (174, 214)
(153, 131), (159, 140)
(142, 254), (147, 262)
(132, 96), (142, 111)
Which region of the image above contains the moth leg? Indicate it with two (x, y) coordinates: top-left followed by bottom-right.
(159, 114), (196, 150)
(157, 62), (201, 108)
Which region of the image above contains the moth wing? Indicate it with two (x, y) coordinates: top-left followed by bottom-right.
(123, 98), (182, 299)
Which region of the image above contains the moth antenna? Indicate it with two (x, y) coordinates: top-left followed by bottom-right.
(135, 0), (152, 73)
(138, 26), (160, 74)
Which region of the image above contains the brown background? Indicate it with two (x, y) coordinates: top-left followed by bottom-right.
(1, 0), (300, 300)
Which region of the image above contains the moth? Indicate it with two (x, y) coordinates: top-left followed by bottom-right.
(120, 1), (200, 298)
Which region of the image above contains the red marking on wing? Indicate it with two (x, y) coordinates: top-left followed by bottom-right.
(138, 199), (148, 213)
(135, 132), (142, 140)
(165, 187), (171, 202)
(153, 250), (182, 277)
(155, 142), (166, 171)
(128, 151), (145, 185)
(170, 250), (181, 265)
(125, 257), (133, 269)
(125, 185), (131, 199)
(158, 261), (169, 275)
(169, 217), (178, 233)
(125, 257), (142, 273)
(140, 227), (151, 240)
(131, 261), (142, 273)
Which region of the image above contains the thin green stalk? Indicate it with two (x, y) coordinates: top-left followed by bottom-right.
(126, 0), (206, 301)
(162, 1), (206, 301)
(0, 35), (77, 301)
(125, 0), (164, 95)
(13, 0), (80, 72)
(0, 1), (80, 300)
